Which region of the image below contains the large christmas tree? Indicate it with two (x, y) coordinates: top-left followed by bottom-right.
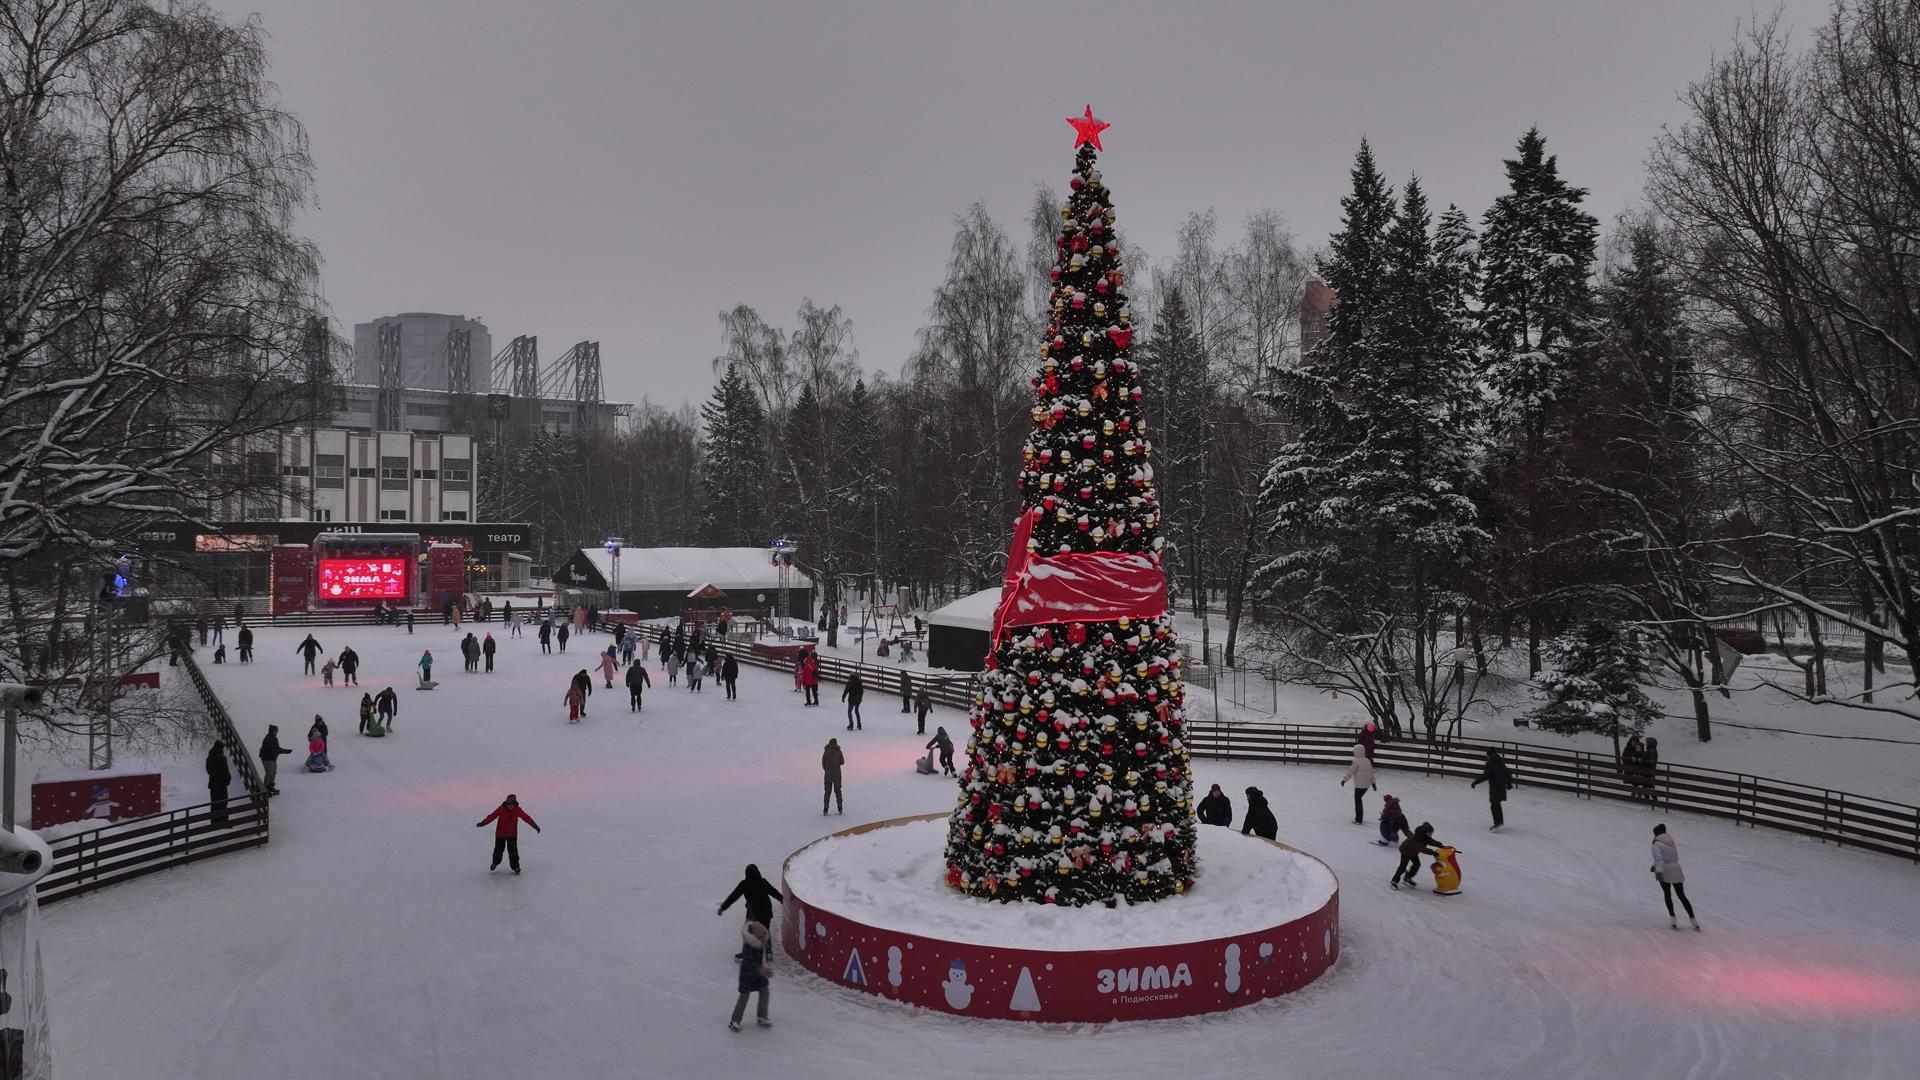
(944, 108), (1196, 907)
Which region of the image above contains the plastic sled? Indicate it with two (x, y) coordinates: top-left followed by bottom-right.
(365, 720), (386, 737)
(916, 751), (936, 775)
(305, 754), (332, 772)
(1431, 845), (1463, 895)
(415, 678), (438, 691)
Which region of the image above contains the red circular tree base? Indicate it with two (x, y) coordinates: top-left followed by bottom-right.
(779, 814), (1340, 1023)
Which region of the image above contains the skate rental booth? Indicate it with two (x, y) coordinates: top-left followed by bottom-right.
(924, 587), (1001, 672)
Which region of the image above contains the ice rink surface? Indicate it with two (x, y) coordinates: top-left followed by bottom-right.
(42, 625), (1920, 1079)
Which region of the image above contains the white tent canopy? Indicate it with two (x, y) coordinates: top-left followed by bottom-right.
(926, 587), (1002, 632)
(574, 547), (813, 594)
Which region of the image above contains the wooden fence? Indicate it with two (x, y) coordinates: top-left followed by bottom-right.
(682, 623), (1920, 865)
(38, 651), (269, 904)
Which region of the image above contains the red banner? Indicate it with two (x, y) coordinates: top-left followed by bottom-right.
(32, 774), (162, 828)
(990, 509), (1167, 647)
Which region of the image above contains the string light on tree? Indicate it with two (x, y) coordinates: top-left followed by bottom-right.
(943, 107), (1196, 907)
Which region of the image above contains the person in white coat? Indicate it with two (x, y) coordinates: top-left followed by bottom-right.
(1651, 824), (1699, 930)
(1339, 741), (1376, 824)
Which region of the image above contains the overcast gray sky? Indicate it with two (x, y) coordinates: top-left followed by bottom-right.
(220, 0), (1830, 412)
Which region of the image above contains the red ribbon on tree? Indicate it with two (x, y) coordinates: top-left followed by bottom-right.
(989, 508), (1167, 651)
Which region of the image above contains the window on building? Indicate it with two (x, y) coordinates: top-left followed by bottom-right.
(310, 508), (333, 522)
(350, 466), (377, 479)
(414, 468), (438, 480)
(315, 454), (345, 489)
(281, 464), (311, 477)
(442, 458), (471, 487)
(380, 455), (408, 491)
(406, 402), (451, 418)
(440, 510), (469, 521)
(379, 509), (408, 521)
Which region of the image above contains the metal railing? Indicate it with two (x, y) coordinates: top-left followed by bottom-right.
(39, 650), (270, 903)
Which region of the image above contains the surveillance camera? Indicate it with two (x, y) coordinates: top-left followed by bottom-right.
(0, 683), (44, 709)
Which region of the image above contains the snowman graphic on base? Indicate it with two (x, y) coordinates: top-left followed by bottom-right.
(940, 959), (974, 1010)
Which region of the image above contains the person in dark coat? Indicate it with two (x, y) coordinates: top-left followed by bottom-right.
(406, 609), (415, 634)
(1470, 749), (1514, 830)
(570, 669), (593, 715)
(821, 737), (845, 814)
(196, 611), (209, 646)
(721, 654), (739, 700)
(899, 674), (914, 714)
(307, 714), (329, 751)
(374, 686), (399, 732)
(1240, 786), (1277, 839)
(482, 632), (497, 672)
(461, 633), (480, 673)
(168, 625), (187, 667)
(1357, 720), (1381, 763)
(557, 621), (570, 653)
(259, 725), (293, 796)
(236, 623), (253, 663)
(477, 793), (540, 873)
(841, 672), (864, 731)
(626, 660), (652, 711)
(206, 741), (232, 826)
(1392, 822), (1447, 890)
(1377, 794), (1413, 847)
(295, 634), (324, 675)
(338, 645), (360, 686)
(538, 619), (553, 654)
(1621, 735), (1648, 801)
(1197, 783), (1233, 826)
(913, 689), (932, 735)
(925, 727), (956, 776)
(728, 921), (773, 1032)
(718, 864), (785, 944)
(1641, 737), (1662, 807)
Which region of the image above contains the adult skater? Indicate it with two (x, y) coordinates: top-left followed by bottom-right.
(557, 621), (570, 654)
(1197, 783), (1233, 826)
(295, 633), (324, 675)
(1377, 794), (1412, 847)
(570, 669), (593, 717)
(721, 654), (739, 700)
(1340, 742), (1376, 824)
(1469, 748), (1514, 830)
(508, 610), (522, 638)
(926, 727), (956, 776)
(1621, 735), (1648, 801)
(1241, 786), (1277, 839)
(717, 864), (784, 949)
(821, 737), (845, 814)
(482, 632), (496, 673)
(359, 692), (375, 735)
(442, 597), (453, 625)
(196, 611), (209, 646)
(685, 653), (703, 692)
(899, 673), (913, 714)
(913, 688), (932, 735)
(503, 600), (515, 626)
(418, 649), (434, 686)
(728, 922), (773, 1032)
(212, 612), (226, 646)
(461, 633), (480, 673)
(1357, 720), (1382, 763)
(538, 619), (552, 654)
(1650, 824), (1699, 930)
(374, 686), (399, 732)
(800, 648), (820, 706)
(338, 645), (360, 686)
(258, 725), (293, 796)
(206, 740), (231, 827)
(1391, 822), (1447, 890)
(406, 610), (415, 634)
(237, 623), (253, 663)
(626, 658), (652, 711)
(1642, 737), (1662, 807)
(477, 794), (540, 874)
(841, 671), (864, 730)
(598, 647), (618, 689)
(452, 603), (463, 631)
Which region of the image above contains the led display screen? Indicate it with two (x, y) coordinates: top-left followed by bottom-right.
(315, 558), (410, 601)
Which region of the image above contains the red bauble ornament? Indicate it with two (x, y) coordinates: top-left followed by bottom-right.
(1107, 327), (1133, 350)
(947, 865), (962, 887)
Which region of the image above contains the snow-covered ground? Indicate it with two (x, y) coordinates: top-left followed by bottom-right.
(39, 624), (1920, 1079)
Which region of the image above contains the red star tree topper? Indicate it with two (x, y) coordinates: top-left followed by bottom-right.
(943, 110), (1196, 907)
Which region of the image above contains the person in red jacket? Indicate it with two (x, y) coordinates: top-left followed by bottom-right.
(800, 648), (820, 707)
(477, 794), (541, 874)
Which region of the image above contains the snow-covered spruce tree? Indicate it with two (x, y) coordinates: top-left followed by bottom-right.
(698, 363), (768, 547)
(944, 110), (1195, 906)
(1527, 616), (1659, 754)
(1260, 158), (1488, 736)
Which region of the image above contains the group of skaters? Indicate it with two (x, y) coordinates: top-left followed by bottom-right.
(1196, 721), (1702, 927)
